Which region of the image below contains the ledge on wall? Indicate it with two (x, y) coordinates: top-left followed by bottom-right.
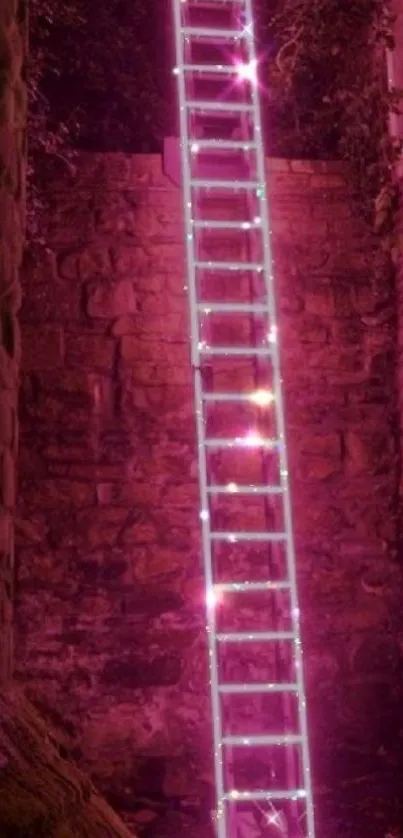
(161, 136), (346, 186)
(0, 686), (137, 838)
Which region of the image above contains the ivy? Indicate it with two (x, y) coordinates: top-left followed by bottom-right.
(27, 0), (170, 242)
(261, 0), (402, 237)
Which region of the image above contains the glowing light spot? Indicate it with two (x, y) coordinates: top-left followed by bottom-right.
(173, 66), (179, 75)
(207, 586), (223, 610)
(249, 389), (274, 407)
(200, 509), (209, 522)
(238, 431), (264, 447)
(226, 482), (238, 493)
(241, 21), (253, 36)
(191, 142), (200, 153)
(268, 324), (277, 344)
(236, 58), (258, 83)
(206, 588), (217, 609)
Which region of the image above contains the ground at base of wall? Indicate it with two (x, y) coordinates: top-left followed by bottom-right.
(0, 684), (137, 838)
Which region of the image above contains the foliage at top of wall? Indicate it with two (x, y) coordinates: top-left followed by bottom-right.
(29, 0), (400, 240)
(28, 0), (171, 240)
(259, 0), (401, 235)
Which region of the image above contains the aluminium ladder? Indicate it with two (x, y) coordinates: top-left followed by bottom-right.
(172, 1), (316, 837)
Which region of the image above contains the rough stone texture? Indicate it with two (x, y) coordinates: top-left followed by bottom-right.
(16, 153), (403, 838)
(0, 684), (138, 837)
(0, 0), (26, 683)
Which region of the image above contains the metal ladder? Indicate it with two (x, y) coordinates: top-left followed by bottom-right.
(172, 1), (316, 837)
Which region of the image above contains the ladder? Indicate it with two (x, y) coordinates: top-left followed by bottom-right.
(172, 2), (316, 837)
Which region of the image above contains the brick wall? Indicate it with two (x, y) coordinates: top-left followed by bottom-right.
(16, 152), (403, 838)
(0, 0), (26, 683)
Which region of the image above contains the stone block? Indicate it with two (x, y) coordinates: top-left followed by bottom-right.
(22, 478), (96, 510)
(44, 198), (96, 244)
(101, 654), (183, 689)
(110, 245), (150, 277)
(0, 390), (15, 446)
(86, 280), (137, 319)
(304, 287), (337, 317)
(57, 249), (80, 280)
(22, 326), (64, 372)
(1, 448), (15, 509)
(79, 245), (112, 281)
(65, 332), (116, 371)
(298, 432), (342, 480)
(120, 335), (189, 367)
(0, 509), (12, 554)
(309, 173), (346, 189)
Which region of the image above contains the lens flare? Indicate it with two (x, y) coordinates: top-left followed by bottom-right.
(249, 389), (274, 407)
(236, 58), (258, 83)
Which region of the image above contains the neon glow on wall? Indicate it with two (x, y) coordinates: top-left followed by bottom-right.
(172, 1), (316, 836)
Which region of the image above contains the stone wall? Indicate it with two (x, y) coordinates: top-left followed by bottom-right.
(0, 0), (26, 683)
(16, 152), (403, 838)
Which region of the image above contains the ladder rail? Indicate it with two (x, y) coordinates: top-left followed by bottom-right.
(172, 4), (228, 836)
(244, 1), (316, 834)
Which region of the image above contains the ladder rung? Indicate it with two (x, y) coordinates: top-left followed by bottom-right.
(204, 436), (278, 449)
(188, 100), (253, 114)
(223, 789), (307, 802)
(222, 734), (303, 746)
(215, 581), (290, 592)
(202, 390), (274, 403)
(182, 26), (246, 40)
(193, 219), (261, 230)
(189, 139), (257, 151)
(207, 484), (282, 494)
(216, 631), (295, 642)
(191, 178), (259, 190)
(183, 0), (246, 6)
(198, 302), (269, 314)
(210, 531), (287, 542)
(183, 63), (247, 75)
(199, 346), (272, 357)
(219, 683), (299, 694)
(195, 260), (264, 272)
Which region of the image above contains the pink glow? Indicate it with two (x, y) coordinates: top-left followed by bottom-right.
(206, 587), (222, 610)
(249, 388), (274, 407)
(237, 431), (265, 447)
(235, 58), (258, 83)
(226, 482), (238, 493)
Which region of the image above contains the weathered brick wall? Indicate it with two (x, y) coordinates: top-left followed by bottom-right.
(0, 0), (26, 683)
(16, 153), (403, 838)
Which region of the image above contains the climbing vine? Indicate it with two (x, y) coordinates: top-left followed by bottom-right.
(28, 0), (169, 242)
(29, 0), (401, 243)
(261, 0), (401, 239)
